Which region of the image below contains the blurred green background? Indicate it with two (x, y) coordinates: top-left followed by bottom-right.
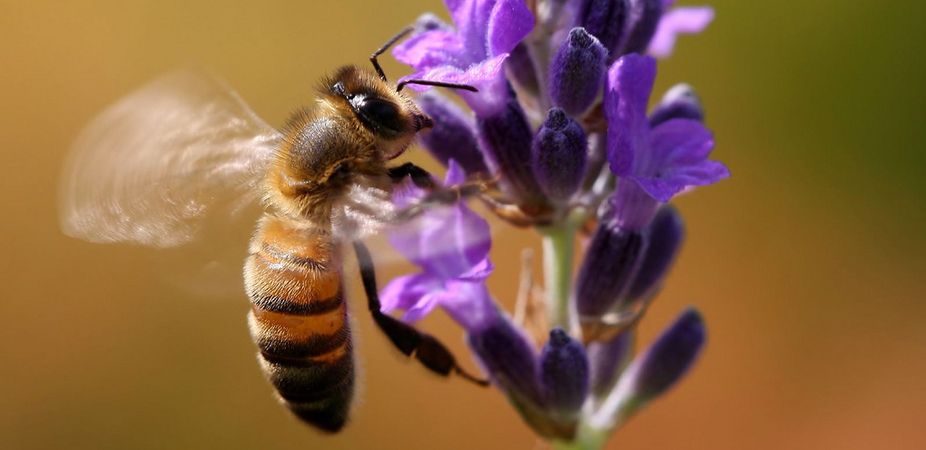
(2, 1), (924, 449)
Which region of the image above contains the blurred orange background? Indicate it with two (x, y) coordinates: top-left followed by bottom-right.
(2, 1), (924, 449)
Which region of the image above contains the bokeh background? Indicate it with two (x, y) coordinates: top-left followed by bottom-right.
(2, 1), (924, 449)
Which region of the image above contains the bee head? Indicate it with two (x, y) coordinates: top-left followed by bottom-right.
(323, 65), (432, 160)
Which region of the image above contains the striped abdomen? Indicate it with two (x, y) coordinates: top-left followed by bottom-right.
(244, 215), (353, 432)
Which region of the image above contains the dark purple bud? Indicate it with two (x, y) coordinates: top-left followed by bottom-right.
(587, 329), (634, 399)
(575, 219), (647, 319)
(622, 309), (705, 407)
(531, 108), (588, 203)
(540, 328), (590, 415)
(469, 316), (575, 439)
(549, 28), (607, 117)
(507, 42), (540, 95)
(576, 0), (630, 55)
(621, 0), (663, 55)
(467, 315), (543, 405)
(476, 89), (546, 207)
(627, 206), (684, 300)
(416, 92), (489, 176)
(649, 84), (704, 127)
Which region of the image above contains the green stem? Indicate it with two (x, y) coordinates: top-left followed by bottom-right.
(551, 426), (609, 450)
(540, 223), (577, 331)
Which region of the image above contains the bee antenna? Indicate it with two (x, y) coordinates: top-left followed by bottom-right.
(396, 79), (479, 93)
(370, 26), (414, 82)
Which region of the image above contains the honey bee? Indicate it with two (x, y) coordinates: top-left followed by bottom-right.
(59, 29), (487, 432)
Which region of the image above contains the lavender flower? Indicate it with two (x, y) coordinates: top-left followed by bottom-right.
(380, 1), (728, 447)
(394, 1), (547, 206)
(393, 0), (534, 115)
(382, 161), (589, 440)
(381, 161), (496, 328)
(605, 53), (728, 230)
(649, 1), (715, 58)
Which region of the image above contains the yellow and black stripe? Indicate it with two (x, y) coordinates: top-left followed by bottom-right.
(244, 216), (353, 432)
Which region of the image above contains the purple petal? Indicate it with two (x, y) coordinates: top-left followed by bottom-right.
(644, 118), (731, 196)
(610, 177), (661, 230)
(447, 0), (496, 60)
(631, 159), (728, 202)
(605, 54), (657, 176)
(408, 55), (511, 116)
(402, 290), (449, 323)
(449, 200), (493, 273)
(444, 159), (468, 185)
(440, 281), (500, 331)
(648, 118), (714, 167)
(403, 53), (509, 92)
(487, 0), (535, 57)
(458, 257), (494, 281)
(388, 189), (492, 278)
(382, 275), (498, 328)
(393, 29), (466, 71)
(380, 273), (439, 316)
(648, 7), (714, 58)
(390, 176), (425, 208)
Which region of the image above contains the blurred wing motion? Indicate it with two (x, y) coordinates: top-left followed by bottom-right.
(59, 70), (282, 247)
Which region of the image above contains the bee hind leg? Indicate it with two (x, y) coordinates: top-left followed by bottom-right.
(353, 241), (490, 387)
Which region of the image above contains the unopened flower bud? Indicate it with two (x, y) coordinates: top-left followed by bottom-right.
(469, 315), (573, 439)
(602, 309), (704, 424)
(468, 315), (543, 405)
(476, 90), (546, 206)
(531, 108), (588, 203)
(649, 83), (704, 127)
(575, 218), (647, 320)
(622, 0), (664, 55)
(540, 328), (590, 416)
(627, 206), (684, 300)
(575, 0), (630, 55)
(550, 28), (607, 117)
(587, 329), (634, 399)
(417, 92), (489, 176)
(507, 42), (540, 95)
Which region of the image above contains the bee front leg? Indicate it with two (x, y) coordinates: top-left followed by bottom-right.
(387, 162), (436, 189)
(353, 241), (489, 387)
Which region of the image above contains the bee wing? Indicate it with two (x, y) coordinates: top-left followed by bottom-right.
(59, 70), (282, 247)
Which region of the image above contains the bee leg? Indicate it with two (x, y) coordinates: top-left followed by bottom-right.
(353, 241), (490, 387)
(387, 162), (436, 189)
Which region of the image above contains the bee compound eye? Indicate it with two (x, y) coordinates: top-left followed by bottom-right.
(357, 97), (403, 134)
